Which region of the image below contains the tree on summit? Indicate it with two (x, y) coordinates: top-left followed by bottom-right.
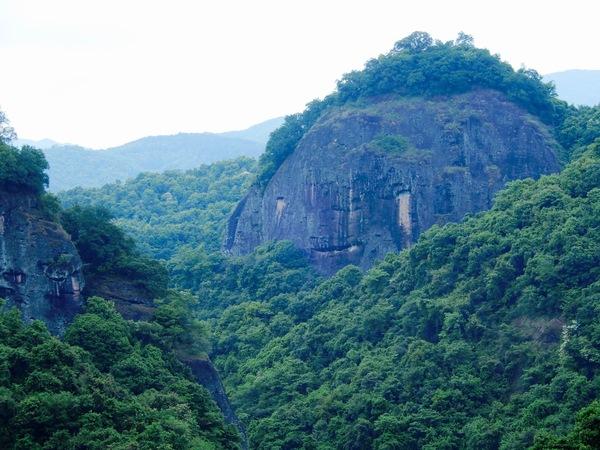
(455, 31), (474, 47)
(393, 31), (433, 53)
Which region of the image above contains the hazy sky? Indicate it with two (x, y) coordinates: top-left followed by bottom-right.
(1, 0), (599, 148)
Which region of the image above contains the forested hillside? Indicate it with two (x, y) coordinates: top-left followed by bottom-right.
(57, 124), (600, 448)
(0, 297), (240, 449)
(59, 158), (256, 259)
(192, 142), (600, 448)
(0, 139), (242, 449)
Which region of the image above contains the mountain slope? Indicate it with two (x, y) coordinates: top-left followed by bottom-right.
(545, 70), (600, 106)
(44, 134), (261, 192)
(196, 142), (600, 449)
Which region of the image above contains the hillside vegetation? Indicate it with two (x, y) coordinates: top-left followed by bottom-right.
(0, 124), (241, 449)
(0, 296), (240, 449)
(59, 157), (256, 261)
(190, 142), (600, 448)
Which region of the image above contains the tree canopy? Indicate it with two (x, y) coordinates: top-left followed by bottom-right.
(0, 143), (49, 195)
(0, 297), (240, 449)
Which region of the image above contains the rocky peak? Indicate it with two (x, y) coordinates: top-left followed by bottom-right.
(226, 90), (561, 274)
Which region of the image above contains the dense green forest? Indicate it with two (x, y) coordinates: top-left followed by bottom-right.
(0, 296), (239, 449)
(189, 142), (600, 448)
(59, 158), (256, 259)
(61, 131), (600, 448)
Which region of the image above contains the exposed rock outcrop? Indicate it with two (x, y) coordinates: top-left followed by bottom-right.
(84, 274), (157, 321)
(226, 90), (561, 274)
(0, 192), (84, 335)
(186, 357), (248, 449)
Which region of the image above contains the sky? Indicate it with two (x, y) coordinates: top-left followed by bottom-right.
(1, 0), (599, 149)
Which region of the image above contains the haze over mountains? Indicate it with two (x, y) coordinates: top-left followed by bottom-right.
(544, 69), (600, 106)
(27, 117), (283, 191)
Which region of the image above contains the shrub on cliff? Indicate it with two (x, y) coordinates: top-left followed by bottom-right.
(0, 143), (49, 195)
(61, 205), (169, 297)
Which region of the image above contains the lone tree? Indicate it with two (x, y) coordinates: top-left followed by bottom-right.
(393, 31), (433, 54)
(0, 109), (16, 144)
(455, 32), (474, 47)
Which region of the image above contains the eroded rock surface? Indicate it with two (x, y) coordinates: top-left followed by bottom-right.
(226, 90), (561, 273)
(186, 358), (248, 449)
(0, 192), (84, 334)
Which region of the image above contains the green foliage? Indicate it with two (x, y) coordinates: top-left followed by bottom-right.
(0, 298), (240, 449)
(61, 205), (169, 297)
(58, 157), (256, 259)
(170, 240), (320, 320)
(256, 32), (566, 186)
(532, 401), (600, 449)
(64, 296), (133, 371)
(557, 105), (600, 161)
(0, 142), (49, 195)
(0, 109), (16, 144)
(371, 134), (410, 154)
(152, 291), (212, 359)
(188, 145), (600, 448)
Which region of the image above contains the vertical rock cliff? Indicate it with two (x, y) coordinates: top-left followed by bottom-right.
(226, 90), (561, 274)
(0, 191), (84, 335)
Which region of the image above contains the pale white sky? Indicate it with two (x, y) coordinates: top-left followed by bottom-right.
(1, 0), (599, 148)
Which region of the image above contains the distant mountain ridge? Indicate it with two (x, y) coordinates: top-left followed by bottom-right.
(544, 69), (600, 106)
(219, 117), (284, 143)
(12, 137), (61, 149)
(25, 117), (283, 192)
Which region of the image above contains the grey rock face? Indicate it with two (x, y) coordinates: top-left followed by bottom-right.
(226, 90), (561, 274)
(0, 192), (84, 335)
(186, 358), (248, 449)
